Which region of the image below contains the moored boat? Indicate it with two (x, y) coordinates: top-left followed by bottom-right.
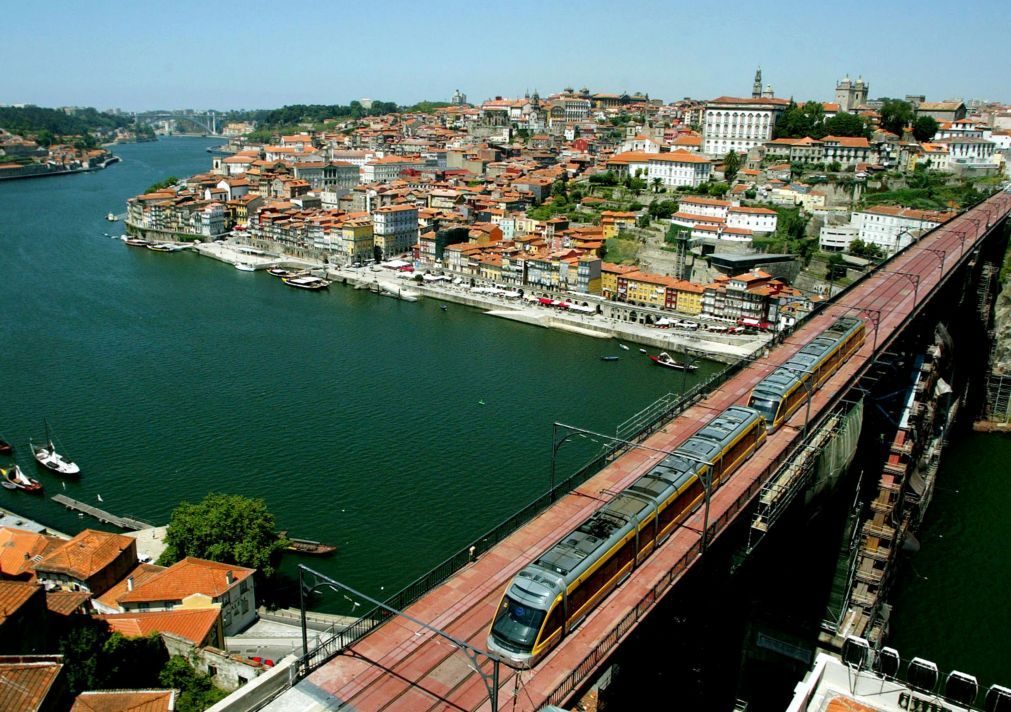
(30, 420), (80, 476)
(282, 275), (330, 290)
(2, 465), (43, 493)
(106, 212), (119, 222)
(283, 535), (337, 556)
(649, 351), (699, 371)
(267, 267), (301, 278)
(235, 262), (257, 272)
(600, 355), (620, 362)
(124, 237), (151, 247)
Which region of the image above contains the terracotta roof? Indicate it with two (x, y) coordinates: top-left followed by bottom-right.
(0, 581), (42, 624)
(98, 608), (221, 647)
(71, 689), (177, 712)
(35, 530), (135, 581)
(822, 135), (870, 148)
(0, 527), (62, 578)
(680, 196), (731, 207)
(46, 590), (91, 617)
(708, 96), (791, 107)
(0, 656), (63, 711)
(118, 557), (254, 605)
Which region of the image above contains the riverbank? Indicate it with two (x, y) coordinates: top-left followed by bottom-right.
(0, 154), (119, 182)
(190, 239), (769, 362)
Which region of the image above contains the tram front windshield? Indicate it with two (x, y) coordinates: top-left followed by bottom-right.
(491, 595), (546, 651)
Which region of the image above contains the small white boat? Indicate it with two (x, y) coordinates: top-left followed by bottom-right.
(30, 421), (80, 476)
(639, 348), (647, 354)
(649, 351), (699, 372)
(235, 262), (257, 272)
(106, 212), (119, 222)
(619, 344), (629, 351)
(282, 275), (330, 290)
(2, 465), (43, 492)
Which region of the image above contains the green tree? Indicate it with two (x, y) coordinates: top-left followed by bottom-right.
(158, 492), (287, 578)
(160, 656), (228, 712)
(59, 618), (111, 696)
(823, 112), (870, 138)
(828, 161), (842, 173)
(551, 179), (568, 200)
(912, 115), (939, 142)
(102, 633), (167, 688)
(879, 99), (914, 136)
(648, 199), (678, 219)
(773, 101), (827, 139)
(707, 182), (730, 197)
(826, 252), (847, 281)
(848, 238), (884, 260)
(145, 176), (179, 193)
(723, 151), (741, 183)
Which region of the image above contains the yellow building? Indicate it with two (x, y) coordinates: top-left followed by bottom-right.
(672, 281), (704, 315)
(601, 210), (639, 239)
(601, 262), (639, 299)
(339, 218), (375, 264)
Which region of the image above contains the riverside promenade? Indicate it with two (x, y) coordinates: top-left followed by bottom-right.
(190, 239), (771, 362)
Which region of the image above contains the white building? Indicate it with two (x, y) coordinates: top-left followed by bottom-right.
(362, 155), (427, 183)
(606, 150), (713, 188)
(678, 196), (730, 219)
(726, 206), (778, 233)
(373, 204), (419, 258)
(819, 223), (860, 251)
(702, 96), (790, 156)
(821, 135), (872, 166)
(933, 136), (996, 168)
(850, 205), (956, 255)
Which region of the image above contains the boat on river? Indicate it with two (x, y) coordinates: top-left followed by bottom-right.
(147, 242), (187, 253)
(600, 355), (620, 362)
(106, 213), (119, 222)
(282, 275), (330, 290)
(2, 465), (43, 493)
(0, 436), (12, 456)
(123, 237), (151, 247)
(30, 420), (80, 476)
(283, 535), (337, 556)
(649, 351), (699, 371)
(235, 262), (257, 272)
(267, 268), (304, 278)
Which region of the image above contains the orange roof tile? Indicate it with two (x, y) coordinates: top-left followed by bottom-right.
(0, 581), (42, 625)
(45, 590), (91, 617)
(0, 657), (64, 711)
(96, 563), (167, 611)
(118, 557), (254, 605)
(98, 608), (221, 647)
(0, 527), (62, 578)
(34, 530), (135, 581)
(71, 689), (177, 712)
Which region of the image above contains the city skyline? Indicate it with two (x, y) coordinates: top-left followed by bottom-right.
(2, 0), (1010, 111)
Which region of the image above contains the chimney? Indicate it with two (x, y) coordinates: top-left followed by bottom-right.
(226, 571), (234, 585)
(126, 576), (134, 591)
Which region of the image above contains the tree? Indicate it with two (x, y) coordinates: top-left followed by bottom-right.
(160, 656), (228, 712)
(912, 115), (939, 142)
(551, 179), (568, 200)
(879, 99), (914, 136)
(773, 101), (827, 139)
(823, 112), (870, 138)
(59, 618), (111, 696)
(158, 492), (287, 578)
(648, 200), (678, 219)
(848, 238), (884, 260)
(826, 252), (847, 281)
(723, 151), (741, 183)
(707, 182), (730, 197)
(651, 177), (664, 193)
(144, 176), (179, 193)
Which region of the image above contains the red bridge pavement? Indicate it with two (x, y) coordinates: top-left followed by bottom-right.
(272, 193), (1011, 712)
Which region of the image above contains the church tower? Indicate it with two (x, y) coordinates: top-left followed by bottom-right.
(752, 68), (763, 99)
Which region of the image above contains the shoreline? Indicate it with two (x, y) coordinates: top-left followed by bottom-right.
(187, 240), (770, 363)
(0, 155), (119, 182)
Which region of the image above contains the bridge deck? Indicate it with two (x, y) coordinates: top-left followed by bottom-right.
(275, 194), (1011, 711)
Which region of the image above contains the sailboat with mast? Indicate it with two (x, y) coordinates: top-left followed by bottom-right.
(30, 419), (80, 476)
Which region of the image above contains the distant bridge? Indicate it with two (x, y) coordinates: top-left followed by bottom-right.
(133, 110), (220, 135)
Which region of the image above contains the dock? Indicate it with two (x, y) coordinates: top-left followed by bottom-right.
(52, 495), (154, 531)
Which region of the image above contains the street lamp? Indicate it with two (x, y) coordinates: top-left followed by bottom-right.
(679, 349), (706, 396)
(297, 565), (504, 712)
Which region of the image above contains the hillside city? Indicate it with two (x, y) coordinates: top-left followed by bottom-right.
(2, 69), (1011, 711)
(117, 72), (1010, 336)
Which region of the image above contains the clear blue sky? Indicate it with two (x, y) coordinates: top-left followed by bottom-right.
(3, 0), (1009, 111)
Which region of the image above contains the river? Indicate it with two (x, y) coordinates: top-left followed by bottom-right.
(0, 137), (719, 602)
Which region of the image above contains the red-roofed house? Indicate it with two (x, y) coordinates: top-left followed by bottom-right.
(98, 607), (224, 648)
(112, 557), (256, 636)
(70, 689), (177, 712)
(33, 530), (137, 597)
